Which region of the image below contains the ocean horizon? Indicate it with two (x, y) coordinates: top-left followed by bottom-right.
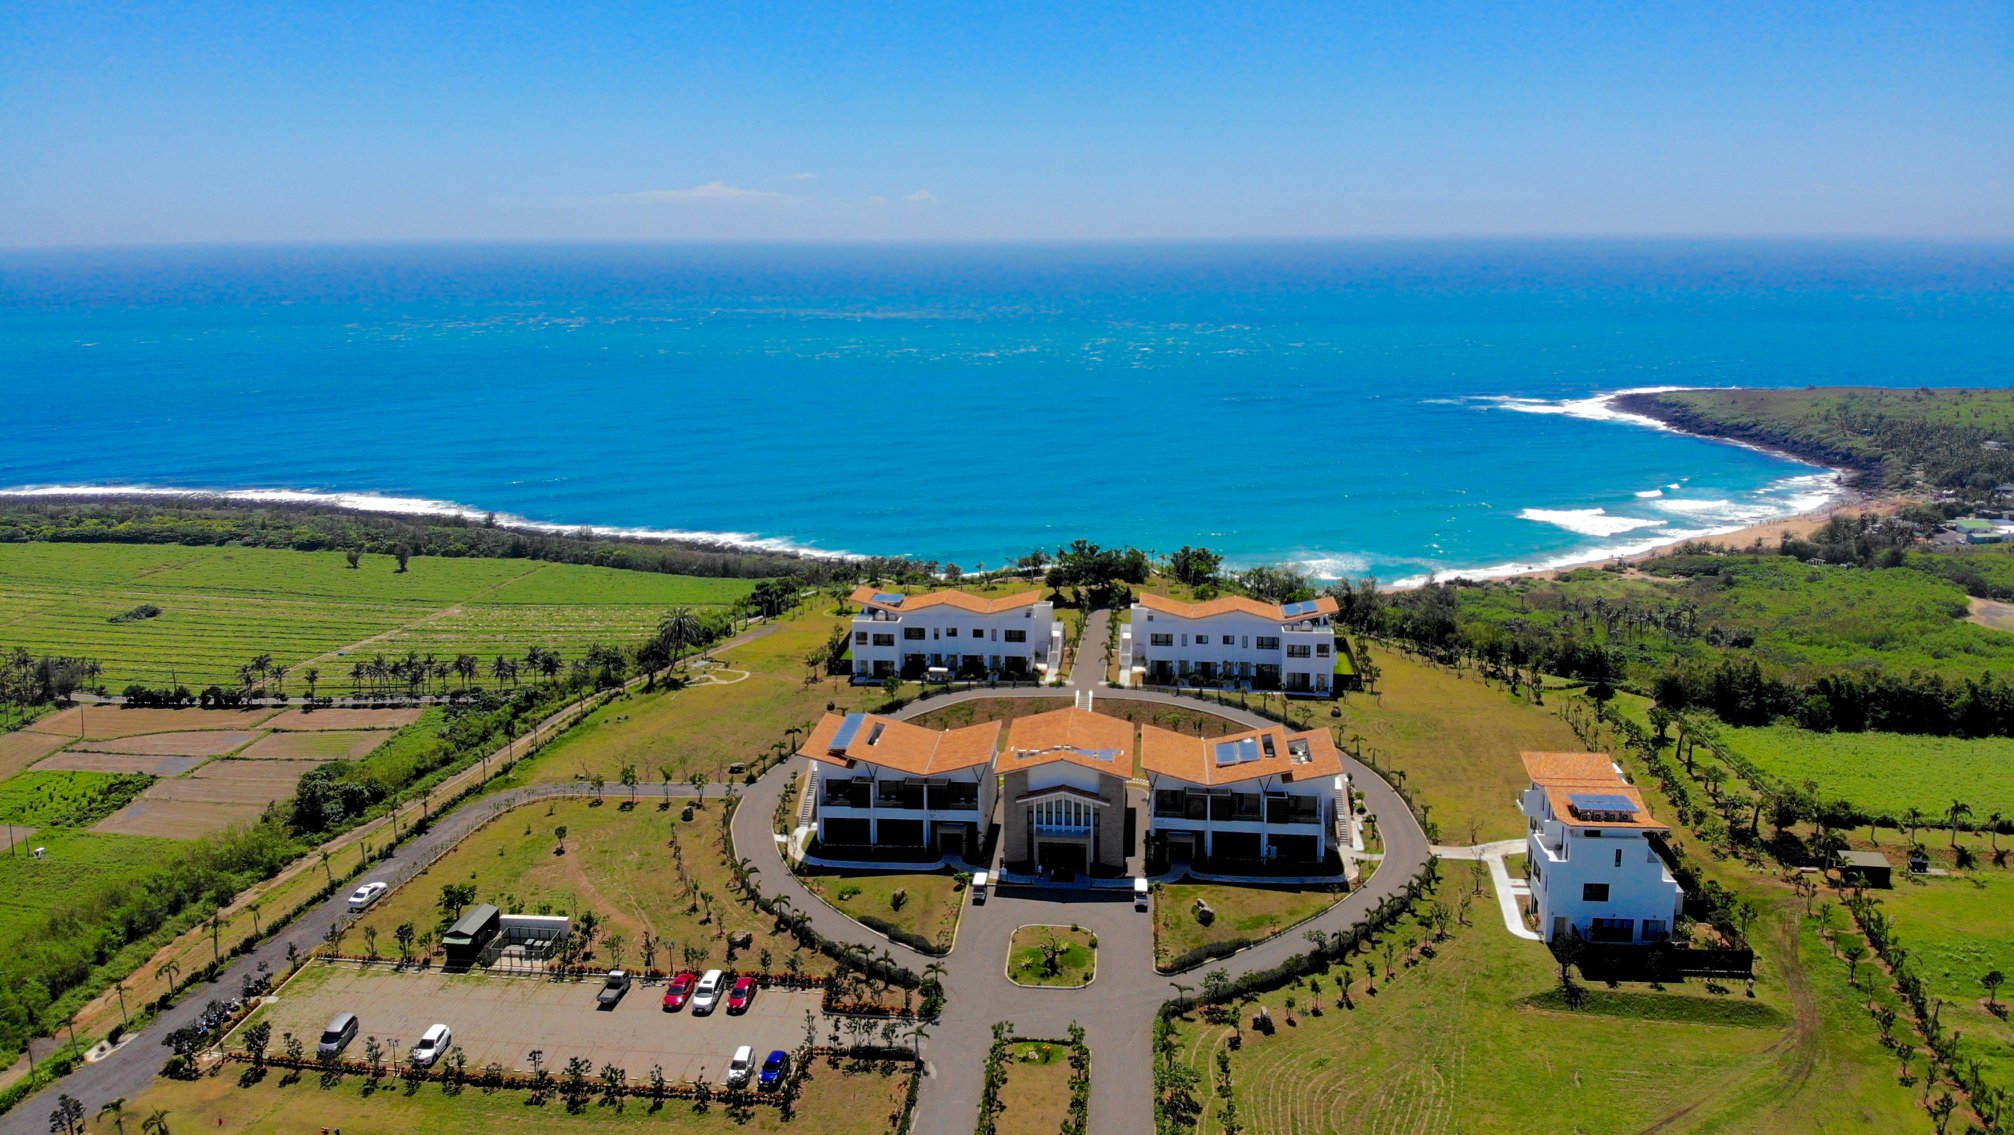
(3, 240), (2009, 583)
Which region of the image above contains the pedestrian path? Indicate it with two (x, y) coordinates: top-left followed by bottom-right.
(1433, 839), (1541, 941)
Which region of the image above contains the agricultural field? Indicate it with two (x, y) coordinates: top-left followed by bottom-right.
(515, 609), (901, 787)
(1163, 876), (1926, 1134)
(0, 769), (152, 828)
(0, 542), (755, 695)
(1722, 725), (2014, 818)
(119, 1048), (914, 1135)
(1153, 882), (1340, 970)
(1341, 645), (1584, 843)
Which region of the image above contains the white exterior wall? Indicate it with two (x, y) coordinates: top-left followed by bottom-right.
(814, 759), (996, 847)
(1125, 605), (1336, 693)
(1521, 785), (1683, 944)
(1147, 772), (1343, 859)
(851, 601), (1061, 679)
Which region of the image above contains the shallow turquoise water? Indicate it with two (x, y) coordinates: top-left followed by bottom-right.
(1, 241), (2008, 580)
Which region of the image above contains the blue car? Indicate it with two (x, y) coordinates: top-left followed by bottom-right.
(759, 1049), (790, 1090)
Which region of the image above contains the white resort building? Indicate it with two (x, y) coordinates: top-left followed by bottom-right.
(1140, 722), (1347, 867)
(798, 711), (1000, 859)
(1518, 751), (1684, 946)
(1118, 593), (1341, 694)
(848, 585), (1064, 683)
(997, 708), (1135, 878)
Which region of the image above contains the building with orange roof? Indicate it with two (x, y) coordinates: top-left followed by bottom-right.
(847, 585), (1062, 683)
(796, 711), (1001, 858)
(997, 707), (1135, 877)
(1517, 751), (1683, 946)
(1140, 723), (1348, 867)
(1118, 592), (1341, 696)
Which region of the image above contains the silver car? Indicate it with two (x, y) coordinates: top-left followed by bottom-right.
(315, 1012), (358, 1058)
(690, 968), (726, 1015)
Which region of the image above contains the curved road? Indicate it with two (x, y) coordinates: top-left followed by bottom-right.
(6, 611), (1430, 1135)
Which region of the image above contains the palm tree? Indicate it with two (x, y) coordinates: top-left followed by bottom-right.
(657, 607), (703, 670)
(1988, 811), (2005, 855)
(1948, 800), (1972, 847)
(301, 667), (319, 700)
(156, 959), (181, 992)
(1903, 806), (1925, 846)
(98, 1098), (128, 1135)
(140, 1108), (170, 1135)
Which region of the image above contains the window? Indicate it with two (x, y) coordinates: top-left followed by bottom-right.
(904, 627), (926, 640)
(1256, 636), (1280, 651)
(1582, 883), (1609, 902)
(1315, 643), (1330, 657)
(854, 632), (868, 645)
(944, 627), (958, 637)
(1223, 635), (1236, 645)
(1614, 848), (1622, 867)
(1588, 916), (1635, 943)
(1286, 644), (1311, 658)
(872, 634), (895, 647)
(1004, 629), (1027, 643)
(1150, 633), (1174, 647)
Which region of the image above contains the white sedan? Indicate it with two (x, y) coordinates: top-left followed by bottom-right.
(347, 881), (389, 912)
(410, 1023), (452, 1067)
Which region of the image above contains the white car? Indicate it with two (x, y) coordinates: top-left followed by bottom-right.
(347, 881), (389, 912)
(725, 1045), (754, 1088)
(410, 1023), (452, 1067)
(690, 969), (726, 1015)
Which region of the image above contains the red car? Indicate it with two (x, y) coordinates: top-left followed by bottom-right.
(662, 972), (699, 1012)
(726, 974), (758, 1014)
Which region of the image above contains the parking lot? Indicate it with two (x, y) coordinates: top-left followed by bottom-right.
(244, 963), (826, 1083)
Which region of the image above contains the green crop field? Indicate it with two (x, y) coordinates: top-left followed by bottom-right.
(0, 543), (756, 695)
(0, 769), (153, 828)
(1857, 863), (2014, 1097)
(1723, 725), (2014, 817)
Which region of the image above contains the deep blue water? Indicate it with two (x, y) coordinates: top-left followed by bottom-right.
(1, 241), (2009, 581)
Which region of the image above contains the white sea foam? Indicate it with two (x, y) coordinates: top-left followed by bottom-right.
(1634, 489), (1664, 498)
(0, 484), (846, 558)
(1287, 553), (1373, 577)
(1517, 508), (1666, 537)
(1468, 385), (1703, 431)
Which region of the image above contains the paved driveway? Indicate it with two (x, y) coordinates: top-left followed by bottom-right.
(244, 964), (818, 1083)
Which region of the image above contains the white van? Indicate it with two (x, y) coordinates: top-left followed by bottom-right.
(1134, 876), (1150, 912)
(970, 871), (988, 904)
(691, 969), (726, 1015)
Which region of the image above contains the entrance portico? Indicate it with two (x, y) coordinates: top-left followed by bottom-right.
(996, 708), (1134, 877)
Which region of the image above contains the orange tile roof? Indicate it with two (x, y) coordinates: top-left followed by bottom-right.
(1137, 593), (1338, 622)
(851, 585), (1044, 615)
(1520, 751), (1666, 830)
(1139, 722), (1345, 787)
(997, 708), (1136, 777)
(797, 712), (1000, 776)
(1520, 751), (1624, 785)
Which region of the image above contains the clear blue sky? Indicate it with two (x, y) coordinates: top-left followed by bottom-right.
(2, 1), (2008, 245)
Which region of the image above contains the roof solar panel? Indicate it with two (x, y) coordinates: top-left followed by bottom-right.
(830, 713), (868, 751)
(1567, 792), (1639, 815)
(1282, 599), (1319, 617)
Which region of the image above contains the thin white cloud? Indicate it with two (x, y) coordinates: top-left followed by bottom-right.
(772, 172), (819, 182)
(902, 189), (936, 204)
(605, 182), (789, 205)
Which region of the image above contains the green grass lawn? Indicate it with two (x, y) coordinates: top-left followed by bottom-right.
(0, 542), (754, 695)
(1007, 925), (1096, 988)
(516, 609), (904, 786)
(1343, 645), (1585, 843)
(802, 868), (964, 953)
(1722, 724), (2014, 817)
(0, 829), (177, 942)
(1854, 860), (2014, 1097)
(1165, 874), (1928, 1134)
(1153, 882), (1340, 970)
(121, 1048), (914, 1134)
(997, 1040), (1075, 1135)
(347, 795), (853, 985)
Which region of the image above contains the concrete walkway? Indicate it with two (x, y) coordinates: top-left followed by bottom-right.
(1433, 839), (1541, 941)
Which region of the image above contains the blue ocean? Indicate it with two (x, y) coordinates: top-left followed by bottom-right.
(2, 241), (2009, 581)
